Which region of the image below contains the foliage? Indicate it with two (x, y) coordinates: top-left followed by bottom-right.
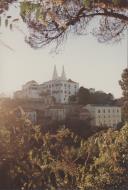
(70, 87), (114, 105)
(0, 0), (15, 14)
(77, 87), (91, 105)
(0, 105), (128, 189)
(1, 0), (128, 48)
(119, 68), (128, 122)
(19, 0), (128, 48)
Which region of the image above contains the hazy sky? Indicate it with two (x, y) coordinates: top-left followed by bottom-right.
(0, 5), (127, 98)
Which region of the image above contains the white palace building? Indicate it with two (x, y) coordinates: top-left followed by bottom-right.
(40, 65), (79, 104)
(14, 66), (79, 104)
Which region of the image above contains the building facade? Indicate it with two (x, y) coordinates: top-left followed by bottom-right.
(86, 104), (122, 127)
(14, 66), (79, 104)
(14, 80), (41, 99)
(14, 81), (54, 105)
(40, 66), (79, 104)
(45, 105), (66, 121)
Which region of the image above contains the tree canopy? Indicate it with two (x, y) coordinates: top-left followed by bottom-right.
(119, 68), (128, 122)
(69, 87), (114, 105)
(0, 0), (128, 48)
(0, 104), (128, 189)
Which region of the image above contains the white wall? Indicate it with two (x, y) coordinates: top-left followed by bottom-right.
(40, 79), (79, 103)
(86, 104), (122, 127)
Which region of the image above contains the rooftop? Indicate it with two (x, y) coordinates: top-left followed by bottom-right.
(86, 104), (121, 107)
(25, 80), (38, 85)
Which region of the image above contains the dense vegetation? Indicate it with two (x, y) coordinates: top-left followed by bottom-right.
(0, 105), (128, 190)
(0, 0), (128, 48)
(119, 68), (128, 123)
(19, 0), (128, 48)
(69, 87), (115, 105)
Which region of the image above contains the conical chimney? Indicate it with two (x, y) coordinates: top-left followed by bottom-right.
(52, 65), (58, 80)
(61, 65), (66, 80)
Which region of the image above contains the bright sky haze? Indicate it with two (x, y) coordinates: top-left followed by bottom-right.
(0, 4), (127, 98)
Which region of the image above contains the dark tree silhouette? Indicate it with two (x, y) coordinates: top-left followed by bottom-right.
(1, 0), (128, 48)
(119, 68), (128, 122)
(19, 0), (128, 48)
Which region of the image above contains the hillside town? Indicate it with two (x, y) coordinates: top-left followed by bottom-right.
(3, 65), (121, 129)
(0, 0), (128, 189)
